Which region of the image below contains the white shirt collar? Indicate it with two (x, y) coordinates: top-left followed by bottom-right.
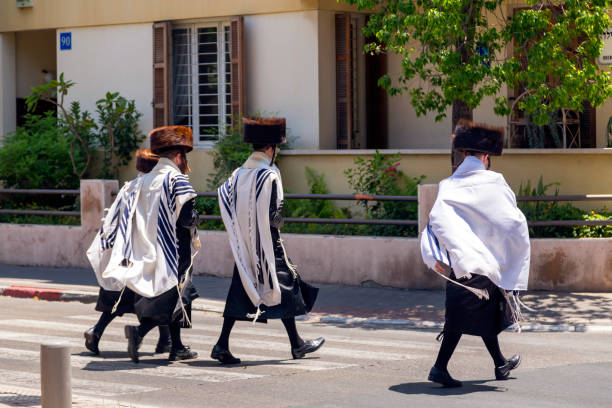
(454, 155), (485, 176)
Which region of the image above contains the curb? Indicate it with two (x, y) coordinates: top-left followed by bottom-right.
(2, 285), (611, 333)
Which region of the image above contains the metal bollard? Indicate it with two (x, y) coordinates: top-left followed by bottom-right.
(40, 343), (72, 408)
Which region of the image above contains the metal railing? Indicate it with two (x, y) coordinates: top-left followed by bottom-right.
(516, 194), (612, 227)
(0, 188), (610, 228)
(197, 192), (612, 227)
(0, 189), (80, 218)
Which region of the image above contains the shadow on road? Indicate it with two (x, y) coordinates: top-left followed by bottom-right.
(389, 380), (508, 396)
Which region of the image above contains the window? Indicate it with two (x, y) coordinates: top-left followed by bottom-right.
(171, 23), (232, 145)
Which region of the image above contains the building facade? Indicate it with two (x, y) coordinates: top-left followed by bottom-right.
(0, 0), (611, 195)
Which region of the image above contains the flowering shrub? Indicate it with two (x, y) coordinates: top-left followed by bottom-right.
(344, 150), (425, 236)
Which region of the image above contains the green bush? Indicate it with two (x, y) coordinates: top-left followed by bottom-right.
(574, 210), (612, 238)
(206, 129), (252, 190)
(0, 112), (79, 189)
(518, 176), (610, 238)
(344, 150), (424, 237)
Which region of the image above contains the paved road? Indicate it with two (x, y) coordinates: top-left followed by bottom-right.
(0, 297), (611, 407)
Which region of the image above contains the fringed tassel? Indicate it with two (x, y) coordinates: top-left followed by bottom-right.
(176, 284), (192, 328)
(278, 238), (298, 279)
(433, 270), (489, 300)
(246, 306), (265, 324)
(111, 286), (126, 314)
(504, 290), (525, 333)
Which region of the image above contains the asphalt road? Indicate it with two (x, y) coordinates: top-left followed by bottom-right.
(0, 296), (611, 408)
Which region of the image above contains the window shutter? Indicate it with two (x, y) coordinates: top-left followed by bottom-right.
(153, 22), (172, 128)
(230, 16), (246, 125)
(335, 14), (352, 149)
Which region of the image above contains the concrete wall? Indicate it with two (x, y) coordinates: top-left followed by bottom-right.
(0, 32), (16, 138)
(56, 23), (154, 136)
(15, 30), (56, 98)
(1, 179), (610, 291)
(245, 11), (320, 149)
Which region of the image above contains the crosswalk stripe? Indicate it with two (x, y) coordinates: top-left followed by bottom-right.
(0, 332), (262, 382)
(0, 319), (417, 361)
(0, 366), (157, 397)
(63, 315), (438, 351)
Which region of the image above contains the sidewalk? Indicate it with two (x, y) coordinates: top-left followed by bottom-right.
(1, 264), (612, 331)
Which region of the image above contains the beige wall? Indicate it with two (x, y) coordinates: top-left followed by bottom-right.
(15, 30), (56, 99)
(0, 32), (16, 137)
(0, 0), (359, 33)
(56, 23), (154, 136)
(245, 11), (320, 149)
(277, 149), (612, 210)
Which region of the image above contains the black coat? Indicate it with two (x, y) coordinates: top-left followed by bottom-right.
(223, 182), (319, 322)
(133, 198), (200, 327)
(444, 271), (514, 337)
(95, 287), (135, 315)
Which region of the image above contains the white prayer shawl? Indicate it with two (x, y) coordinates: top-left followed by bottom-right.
(420, 156), (531, 291)
(87, 175), (141, 291)
(218, 151), (283, 309)
(97, 158), (198, 298)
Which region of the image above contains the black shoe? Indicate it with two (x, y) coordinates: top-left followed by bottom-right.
(291, 337), (325, 359)
(84, 327), (100, 355)
(124, 325), (142, 363)
(210, 344), (241, 364)
(495, 354), (521, 380)
(428, 366), (463, 388)
(169, 345), (198, 361)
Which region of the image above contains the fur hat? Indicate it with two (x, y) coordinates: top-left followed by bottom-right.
(149, 126), (193, 154)
(452, 120), (504, 156)
(243, 117), (286, 145)
(135, 149), (159, 173)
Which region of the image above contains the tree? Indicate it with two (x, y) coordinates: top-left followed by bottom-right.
(344, 0), (612, 163)
(95, 92), (144, 179)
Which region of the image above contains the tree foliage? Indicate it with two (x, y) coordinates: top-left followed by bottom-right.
(344, 0), (612, 125)
(95, 92), (144, 179)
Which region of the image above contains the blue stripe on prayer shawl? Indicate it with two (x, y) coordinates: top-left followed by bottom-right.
(256, 170), (273, 200)
(256, 169), (272, 193)
(219, 183), (232, 217)
(232, 172), (239, 212)
(426, 223), (443, 263)
(163, 174), (175, 213)
(157, 205), (178, 273)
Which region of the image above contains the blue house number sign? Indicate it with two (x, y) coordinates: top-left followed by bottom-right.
(60, 32), (72, 50)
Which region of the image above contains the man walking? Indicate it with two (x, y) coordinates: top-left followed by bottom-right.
(421, 120), (531, 387)
(211, 117), (324, 364)
(85, 149), (170, 356)
(102, 126), (200, 363)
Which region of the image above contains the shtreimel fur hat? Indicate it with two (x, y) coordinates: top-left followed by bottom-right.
(243, 117), (286, 145)
(149, 126), (193, 154)
(135, 149), (160, 173)
(452, 120), (504, 156)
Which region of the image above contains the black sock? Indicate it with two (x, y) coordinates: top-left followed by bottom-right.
(137, 320), (156, 338)
(158, 325), (170, 342)
(281, 317), (304, 349)
(216, 317), (236, 350)
(434, 331), (462, 372)
(169, 321), (183, 350)
(482, 335), (506, 367)
(94, 311), (118, 336)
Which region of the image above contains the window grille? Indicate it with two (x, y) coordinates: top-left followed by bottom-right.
(172, 22), (231, 146)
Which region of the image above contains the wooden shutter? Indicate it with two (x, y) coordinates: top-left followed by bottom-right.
(230, 16), (246, 125)
(153, 22), (172, 128)
(335, 14), (352, 149)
